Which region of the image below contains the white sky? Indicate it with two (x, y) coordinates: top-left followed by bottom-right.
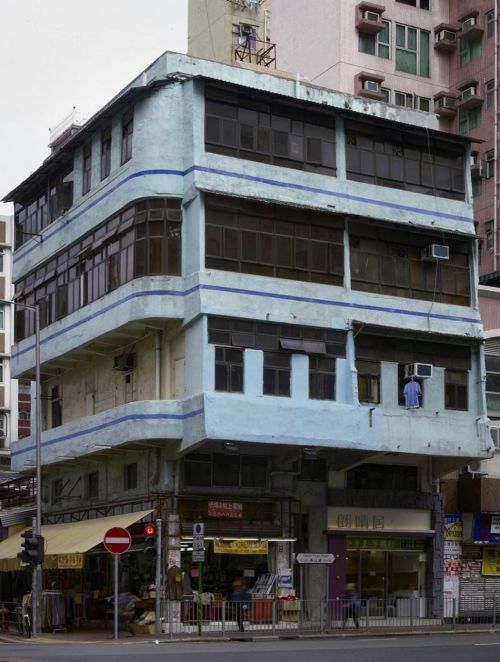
(0, 0), (188, 215)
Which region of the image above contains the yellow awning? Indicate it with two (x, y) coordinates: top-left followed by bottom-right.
(0, 509), (153, 571)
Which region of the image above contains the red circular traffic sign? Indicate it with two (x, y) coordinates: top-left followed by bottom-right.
(103, 526), (131, 554)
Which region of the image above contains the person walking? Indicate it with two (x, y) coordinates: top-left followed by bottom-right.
(231, 579), (250, 632)
(343, 583), (360, 629)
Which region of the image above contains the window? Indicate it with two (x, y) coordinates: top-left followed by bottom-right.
(472, 178), (482, 197)
(0, 359), (3, 383)
(415, 96), (430, 112)
(51, 479), (63, 504)
(445, 369), (468, 410)
(459, 37), (482, 66)
(300, 458), (327, 481)
(124, 462), (138, 490)
(0, 249), (4, 273)
(485, 150), (495, 179)
(51, 385), (62, 428)
(263, 351), (290, 396)
(486, 80), (495, 108)
(381, 88), (391, 103)
(357, 360), (381, 403)
(309, 356), (335, 400)
(486, 221), (494, 250)
(486, 356), (500, 412)
(359, 20), (390, 58)
(49, 165), (74, 220)
(0, 305), (4, 330)
(487, 9), (495, 38)
(82, 142), (92, 195)
(19, 409), (31, 421)
(396, 24), (430, 77)
(398, 365), (423, 407)
(121, 110), (134, 165)
(184, 453), (268, 488)
(86, 471), (99, 498)
(396, 0), (429, 8)
(458, 107), (481, 133)
(347, 464), (418, 490)
(100, 126), (112, 180)
(215, 347), (243, 392)
(395, 91), (413, 108)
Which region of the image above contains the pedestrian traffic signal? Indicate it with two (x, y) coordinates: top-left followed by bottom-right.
(18, 530), (44, 565)
(143, 522), (157, 559)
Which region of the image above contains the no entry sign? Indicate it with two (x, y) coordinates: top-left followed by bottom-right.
(104, 527), (131, 555)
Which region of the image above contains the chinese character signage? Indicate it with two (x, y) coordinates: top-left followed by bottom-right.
(208, 501), (243, 519)
(482, 546), (500, 576)
(445, 515), (463, 542)
(443, 541), (462, 577)
(213, 539), (268, 555)
(328, 507), (431, 532)
(473, 513), (500, 544)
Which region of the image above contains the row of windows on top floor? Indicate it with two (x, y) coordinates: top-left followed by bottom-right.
(13, 196), (472, 342)
(13, 85), (469, 250)
(208, 317), (471, 411)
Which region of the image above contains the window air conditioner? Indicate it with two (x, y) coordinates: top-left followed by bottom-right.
(464, 459), (487, 475)
(437, 96), (456, 109)
(363, 10), (380, 22)
(363, 80), (379, 92)
(421, 244), (450, 261)
(462, 16), (477, 30)
(405, 363), (433, 379)
(113, 353), (136, 372)
(460, 86), (476, 101)
(436, 29), (456, 42)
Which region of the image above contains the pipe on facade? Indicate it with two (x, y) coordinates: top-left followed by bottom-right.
(155, 332), (161, 400)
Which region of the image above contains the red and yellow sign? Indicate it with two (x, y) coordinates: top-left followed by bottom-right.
(482, 546), (500, 576)
(208, 500), (243, 519)
(213, 539), (268, 555)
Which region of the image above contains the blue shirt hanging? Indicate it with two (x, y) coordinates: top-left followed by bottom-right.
(404, 379), (421, 408)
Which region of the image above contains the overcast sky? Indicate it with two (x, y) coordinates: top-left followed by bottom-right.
(0, 0), (188, 215)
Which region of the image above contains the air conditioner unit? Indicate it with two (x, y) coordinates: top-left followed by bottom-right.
(421, 244), (450, 261)
(462, 16), (477, 30)
(405, 363), (433, 379)
(363, 10), (380, 22)
(113, 353), (136, 372)
(436, 29), (456, 42)
(363, 80), (379, 92)
(460, 86), (476, 101)
(464, 459), (487, 475)
(437, 96), (456, 109)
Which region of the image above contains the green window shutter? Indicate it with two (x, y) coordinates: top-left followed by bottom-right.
(419, 31), (430, 77)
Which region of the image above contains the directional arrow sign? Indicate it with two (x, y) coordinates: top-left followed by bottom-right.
(296, 553), (335, 564)
(104, 527), (131, 555)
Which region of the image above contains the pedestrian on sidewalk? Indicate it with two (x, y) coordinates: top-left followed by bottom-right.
(231, 579), (249, 632)
(342, 583), (360, 629)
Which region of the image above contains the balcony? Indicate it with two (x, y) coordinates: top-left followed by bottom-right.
(434, 24), (458, 53)
(457, 83), (483, 110)
(434, 92), (457, 119)
(356, 2), (386, 34)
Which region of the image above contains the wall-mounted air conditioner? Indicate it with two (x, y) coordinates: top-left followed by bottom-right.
(464, 459), (487, 476)
(437, 96), (456, 109)
(363, 10), (380, 22)
(363, 80), (379, 92)
(460, 86), (476, 101)
(421, 244), (450, 261)
(462, 16), (477, 30)
(436, 30), (456, 42)
(405, 363), (433, 379)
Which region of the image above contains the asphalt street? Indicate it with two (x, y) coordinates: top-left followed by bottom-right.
(2, 633), (500, 662)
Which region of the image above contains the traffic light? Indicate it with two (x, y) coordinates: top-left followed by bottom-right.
(143, 522), (157, 559)
(18, 530), (44, 565)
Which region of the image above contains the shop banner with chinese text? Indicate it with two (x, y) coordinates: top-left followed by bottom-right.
(213, 539), (268, 555)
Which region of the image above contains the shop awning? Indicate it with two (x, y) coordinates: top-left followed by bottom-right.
(0, 509), (152, 571)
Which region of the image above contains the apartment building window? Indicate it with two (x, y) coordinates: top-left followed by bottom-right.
(263, 352), (290, 396)
(124, 463), (138, 490)
(347, 464), (418, 490)
(0, 304), (4, 330)
(215, 347), (244, 392)
(51, 385), (62, 428)
(458, 107), (481, 134)
(184, 453), (268, 489)
(359, 20), (390, 58)
(459, 37), (482, 66)
(486, 80), (495, 108)
(19, 409), (30, 421)
(51, 479), (63, 504)
(485, 150), (495, 179)
(472, 179), (482, 198)
(395, 25), (430, 77)
(381, 88), (391, 103)
(345, 119), (466, 201)
(445, 369), (468, 411)
(396, 0), (429, 8)
(487, 10), (495, 38)
(486, 221), (494, 249)
(356, 360), (381, 404)
(121, 110), (134, 165)
(205, 86), (336, 175)
(350, 221), (471, 306)
(100, 126), (112, 180)
(415, 96), (430, 112)
(309, 356), (335, 400)
(205, 195), (344, 287)
(82, 142), (92, 195)
(485, 356), (500, 412)
(49, 165), (74, 221)
(0, 248), (5, 273)
(86, 471), (99, 498)
(395, 91), (413, 108)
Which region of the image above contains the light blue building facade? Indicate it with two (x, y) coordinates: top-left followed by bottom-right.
(5, 53), (492, 606)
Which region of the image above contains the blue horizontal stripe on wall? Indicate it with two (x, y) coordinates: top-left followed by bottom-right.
(13, 165), (474, 264)
(11, 409), (204, 458)
(11, 283), (481, 360)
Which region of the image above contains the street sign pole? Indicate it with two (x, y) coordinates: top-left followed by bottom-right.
(114, 553), (119, 640)
(155, 518), (162, 637)
(192, 523), (204, 635)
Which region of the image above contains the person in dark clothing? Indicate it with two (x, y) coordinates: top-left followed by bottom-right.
(343, 583), (360, 629)
(231, 579), (250, 632)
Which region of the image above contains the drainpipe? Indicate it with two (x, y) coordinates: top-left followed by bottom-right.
(155, 332), (161, 400)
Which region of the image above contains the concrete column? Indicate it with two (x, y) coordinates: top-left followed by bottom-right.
(291, 353), (308, 401)
(244, 349), (263, 397)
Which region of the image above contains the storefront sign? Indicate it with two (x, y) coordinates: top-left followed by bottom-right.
(347, 537), (426, 551)
(208, 501), (243, 519)
(328, 507), (431, 533)
(445, 515), (463, 542)
(54, 553), (84, 570)
(443, 541), (462, 577)
(473, 513), (500, 544)
(213, 539), (268, 555)
(482, 546), (500, 576)
(491, 515), (500, 534)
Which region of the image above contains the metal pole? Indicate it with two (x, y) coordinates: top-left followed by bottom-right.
(34, 306), (42, 637)
(197, 562), (203, 635)
(114, 554), (119, 640)
(155, 518), (161, 637)
(31, 516), (38, 637)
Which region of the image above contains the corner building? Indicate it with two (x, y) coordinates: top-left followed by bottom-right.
(3, 52), (491, 613)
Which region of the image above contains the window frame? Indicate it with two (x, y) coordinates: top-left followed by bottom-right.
(82, 142), (92, 195)
(214, 346), (244, 393)
(486, 79), (495, 108)
(263, 351), (291, 397)
(395, 24), (430, 77)
(120, 110), (134, 165)
(487, 9), (495, 38)
(356, 360), (381, 404)
(86, 471), (99, 498)
(444, 369), (468, 411)
(124, 462), (138, 490)
(309, 355), (336, 400)
(100, 126), (112, 180)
